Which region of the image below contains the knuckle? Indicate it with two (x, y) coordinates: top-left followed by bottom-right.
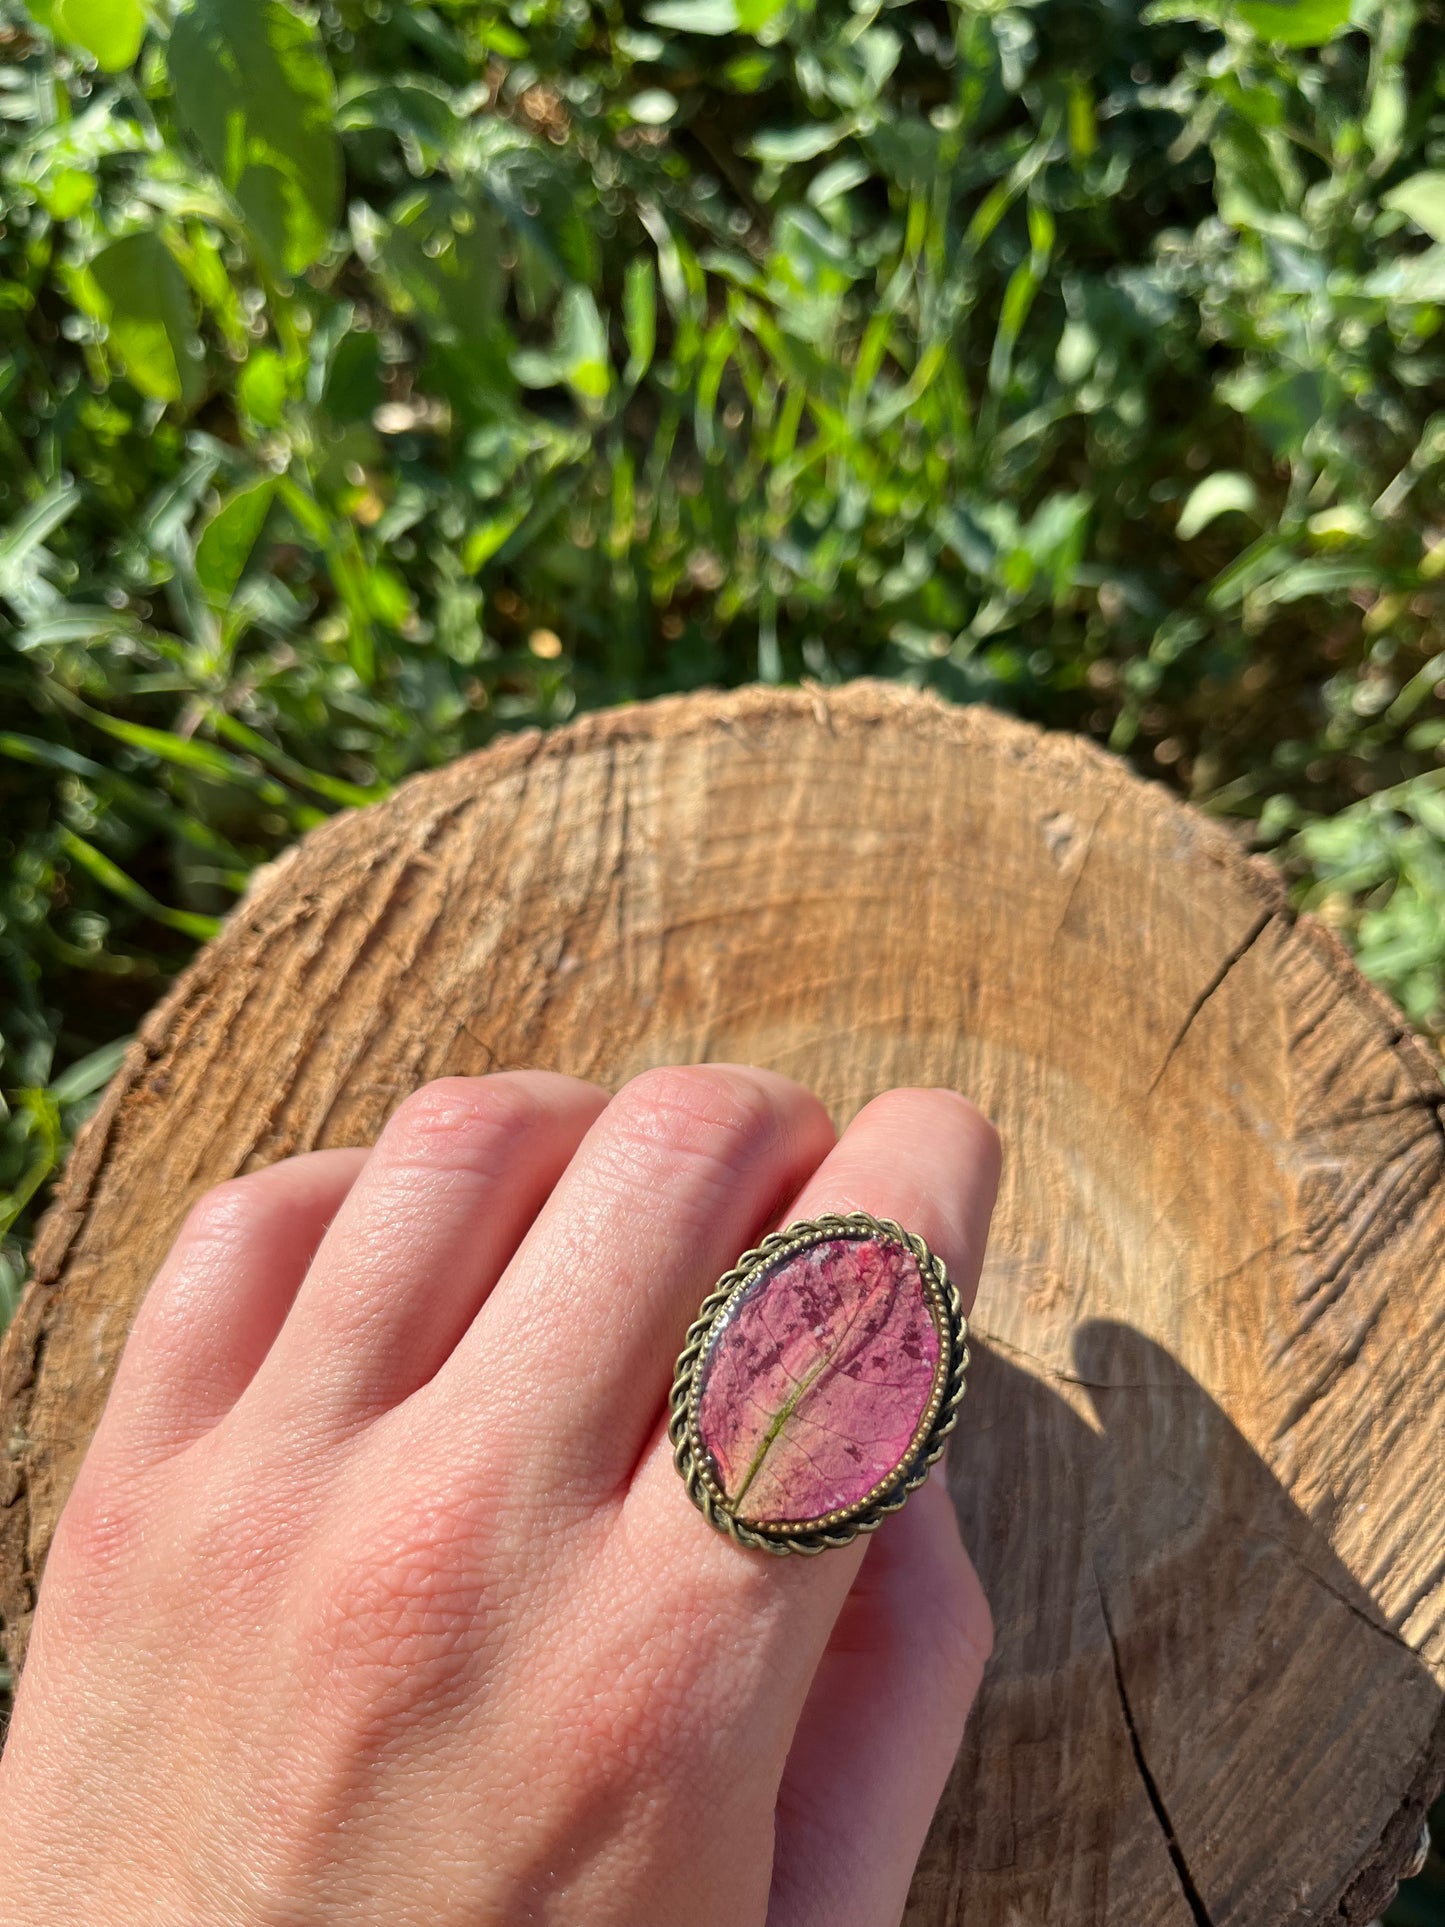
(609, 1065), (785, 1175)
(941, 1089), (1002, 1161)
(305, 1494), (491, 1688)
(382, 1075), (545, 1176)
(660, 1543), (780, 1642)
(860, 1087), (1002, 1177)
(568, 1604), (712, 1787)
(46, 1462), (152, 1613)
(873, 1084), (994, 1135)
(137, 1176), (272, 1354)
(180, 1175), (263, 1247)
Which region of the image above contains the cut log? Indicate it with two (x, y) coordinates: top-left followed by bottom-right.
(2, 682), (1442, 1925)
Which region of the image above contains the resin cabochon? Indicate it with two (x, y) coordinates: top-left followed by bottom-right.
(692, 1233), (946, 1527)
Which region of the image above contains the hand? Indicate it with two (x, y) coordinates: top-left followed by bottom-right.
(0, 1067), (1000, 1927)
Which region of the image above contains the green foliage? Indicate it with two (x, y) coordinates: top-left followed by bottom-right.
(26, 0), (146, 72)
(168, 0), (343, 276)
(73, 229), (205, 401)
(1297, 765), (1445, 1029)
(2, 0), (1445, 1348)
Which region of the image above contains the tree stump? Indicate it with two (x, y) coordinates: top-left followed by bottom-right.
(3, 682), (1443, 1925)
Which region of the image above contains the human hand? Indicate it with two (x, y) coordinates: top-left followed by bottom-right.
(0, 1067), (999, 1927)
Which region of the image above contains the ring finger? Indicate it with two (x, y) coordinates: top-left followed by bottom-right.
(622, 1085), (1000, 1694)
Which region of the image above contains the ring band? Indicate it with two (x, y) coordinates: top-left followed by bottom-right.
(669, 1212), (968, 1555)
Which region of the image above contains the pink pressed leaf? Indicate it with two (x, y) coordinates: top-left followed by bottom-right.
(694, 1235), (943, 1526)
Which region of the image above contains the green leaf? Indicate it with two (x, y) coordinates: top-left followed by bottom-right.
(463, 505), (528, 572)
(807, 156), (870, 206)
(40, 0), (146, 69)
(358, 192), (509, 416)
(205, 711), (381, 808)
(1177, 472), (1260, 540)
(1307, 505), (1373, 546)
(365, 562), (412, 627)
(1144, 0), (1352, 38)
(47, 1036), (131, 1105)
(81, 711), (252, 782)
(38, 166), (96, 219)
(1217, 367), (1322, 458)
(0, 730), (104, 780)
(195, 477), (277, 606)
(557, 285), (611, 406)
(76, 234), (204, 406)
(1235, 0), (1351, 45)
(0, 479), (79, 579)
(58, 829), (221, 940)
(1067, 78), (1098, 163)
(622, 257), (656, 385)
(643, 0), (739, 32)
(512, 289), (611, 406)
(366, 189), (502, 338)
(336, 77), (459, 160)
(236, 348), (290, 426)
(1024, 492), (1091, 601)
(1383, 173), (1445, 245)
(1364, 245), (1445, 302)
(276, 475), (331, 545)
(1364, 71), (1406, 162)
(168, 0), (342, 277)
(735, 0), (787, 28)
(749, 123), (849, 166)
(629, 89), (677, 125)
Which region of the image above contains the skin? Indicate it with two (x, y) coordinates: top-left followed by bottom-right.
(0, 1066), (1000, 1927)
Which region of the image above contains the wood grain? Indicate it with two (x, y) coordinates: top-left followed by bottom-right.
(3, 682), (1442, 1924)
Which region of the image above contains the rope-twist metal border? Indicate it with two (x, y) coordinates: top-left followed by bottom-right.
(668, 1212), (968, 1555)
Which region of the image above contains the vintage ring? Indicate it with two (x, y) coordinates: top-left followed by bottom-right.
(669, 1212), (968, 1554)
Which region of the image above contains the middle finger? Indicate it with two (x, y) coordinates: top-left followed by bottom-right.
(429, 1063), (835, 1497)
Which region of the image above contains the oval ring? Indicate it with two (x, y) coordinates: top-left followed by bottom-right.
(669, 1212), (968, 1555)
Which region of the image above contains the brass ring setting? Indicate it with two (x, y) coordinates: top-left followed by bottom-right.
(669, 1212), (967, 1555)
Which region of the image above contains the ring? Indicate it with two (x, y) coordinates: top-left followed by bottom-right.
(669, 1212), (968, 1554)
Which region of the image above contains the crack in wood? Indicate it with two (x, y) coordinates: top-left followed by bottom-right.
(1302, 1562), (1419, 1659)
(1049, 799), (1108, 943)
(1288, 1122), (1444, 1334)
(974, 1329), (1166, 1393)
(1147, 907), (1277, 1096)
(1095, 1567), (1216, 1927)
(1305, 1090), (1445, 1136)
(1269, 1294), (1389, 1442)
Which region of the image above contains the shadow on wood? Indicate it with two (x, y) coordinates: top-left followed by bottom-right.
(2, 682), (1442, 1924)
(928, 1326), (1441, 1925)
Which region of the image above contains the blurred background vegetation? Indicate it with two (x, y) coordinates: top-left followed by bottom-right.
(0, 0), (1443, 1907)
